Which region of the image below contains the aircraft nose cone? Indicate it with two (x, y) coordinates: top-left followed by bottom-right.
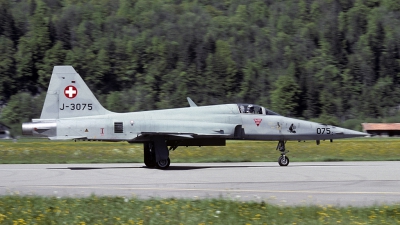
(341, 128), (369, 137)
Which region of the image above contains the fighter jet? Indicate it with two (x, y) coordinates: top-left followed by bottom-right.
(22, 66), (367, 169)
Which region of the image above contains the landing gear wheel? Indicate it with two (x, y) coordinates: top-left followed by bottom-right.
(144, 142), (156, 168)
(278, 155), (289, 166)
(144, 158), (156, 168)
(156, 157), (170, 169)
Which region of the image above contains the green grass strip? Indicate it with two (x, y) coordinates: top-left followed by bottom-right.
(0, 196), (399, 224)
(1, 138), (400, 164)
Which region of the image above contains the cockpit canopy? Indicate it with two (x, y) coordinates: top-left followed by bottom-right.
(237, 103), (280, 115)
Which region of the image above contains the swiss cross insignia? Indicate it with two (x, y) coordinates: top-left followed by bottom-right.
(254, 118), (262, 126)
(64, 85), (78, 99)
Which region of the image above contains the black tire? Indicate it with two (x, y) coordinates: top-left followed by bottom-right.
(278, 155), (289, 166)
(156, 157), (170, 169)
(144, 158), (156, 168)
(144, 142), (156, 168)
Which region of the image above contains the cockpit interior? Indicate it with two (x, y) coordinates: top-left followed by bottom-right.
(237, 104), (279, 115)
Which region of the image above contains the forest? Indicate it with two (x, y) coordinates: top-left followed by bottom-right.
(1, 0), (400, 134)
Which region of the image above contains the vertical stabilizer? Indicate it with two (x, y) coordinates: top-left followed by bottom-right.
(40, 66), (112, 119)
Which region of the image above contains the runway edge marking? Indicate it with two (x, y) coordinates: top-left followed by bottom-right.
(25, 185), (400, 195)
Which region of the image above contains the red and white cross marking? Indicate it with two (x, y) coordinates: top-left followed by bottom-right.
(64, 85), (78, 99)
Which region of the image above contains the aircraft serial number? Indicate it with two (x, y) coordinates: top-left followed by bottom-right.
(316, 128), (331, 134)
(60, 103), (92, 110)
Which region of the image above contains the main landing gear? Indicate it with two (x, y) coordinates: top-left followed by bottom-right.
(143, 139), (170, 169)
(276, 140), (289, 166)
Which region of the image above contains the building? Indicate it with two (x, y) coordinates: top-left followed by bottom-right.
(0, 123), (11, 139)
(362, 123), (400, 137)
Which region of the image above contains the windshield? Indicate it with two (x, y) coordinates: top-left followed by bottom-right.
(237, 103), (279, 115)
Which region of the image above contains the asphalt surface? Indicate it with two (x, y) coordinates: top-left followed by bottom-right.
(1, 162), (399, 206)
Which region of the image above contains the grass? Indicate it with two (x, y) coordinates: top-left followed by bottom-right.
(0, 138), (400, 164)
(0, 196), (399, 225)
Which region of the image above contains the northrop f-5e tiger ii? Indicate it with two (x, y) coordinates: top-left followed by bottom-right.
(22, 66), (367, 169)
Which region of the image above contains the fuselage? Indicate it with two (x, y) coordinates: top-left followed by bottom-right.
(25, 103), (366, 142)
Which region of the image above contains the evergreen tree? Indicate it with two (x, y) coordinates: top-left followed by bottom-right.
(270, 63), (301, 116)
(2, 0), (400, 133)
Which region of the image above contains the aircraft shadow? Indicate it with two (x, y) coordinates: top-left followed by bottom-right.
(47, 165), (277, 171)
(162, 165), (279, 170)
(47, 164), (360, 171)
(166, 164), (360, 170)
(48, 167), (138, 170)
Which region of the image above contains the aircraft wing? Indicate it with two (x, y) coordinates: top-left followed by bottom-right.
(126, 132), (228, 147)
(135, 132), (231, 140)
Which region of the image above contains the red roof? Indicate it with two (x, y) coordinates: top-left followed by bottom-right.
(362, 123), (400, 131)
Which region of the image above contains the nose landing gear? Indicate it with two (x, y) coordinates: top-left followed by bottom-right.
(276, 140), (289, 166)
(278, 154), (289, 166)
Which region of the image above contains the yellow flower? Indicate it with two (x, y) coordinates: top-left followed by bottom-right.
(0, 213), (7, 223)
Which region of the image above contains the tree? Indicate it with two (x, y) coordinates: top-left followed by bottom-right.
(15, 36), (35, 93)
(204, 40), (237, 103)
(270, 63), (301, 116)
(0, 92), (45, 135)
(0, 0), (18, 41)
(3, 0), (400, 129)
(106, 92), (128, 113)
(0, 37), (16, 101)
(40, 41), (67, 87)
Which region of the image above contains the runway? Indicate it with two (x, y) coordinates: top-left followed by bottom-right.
(1, 161), (399, 206)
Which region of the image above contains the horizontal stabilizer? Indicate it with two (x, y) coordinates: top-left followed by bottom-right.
(49, 136), (87, 140)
